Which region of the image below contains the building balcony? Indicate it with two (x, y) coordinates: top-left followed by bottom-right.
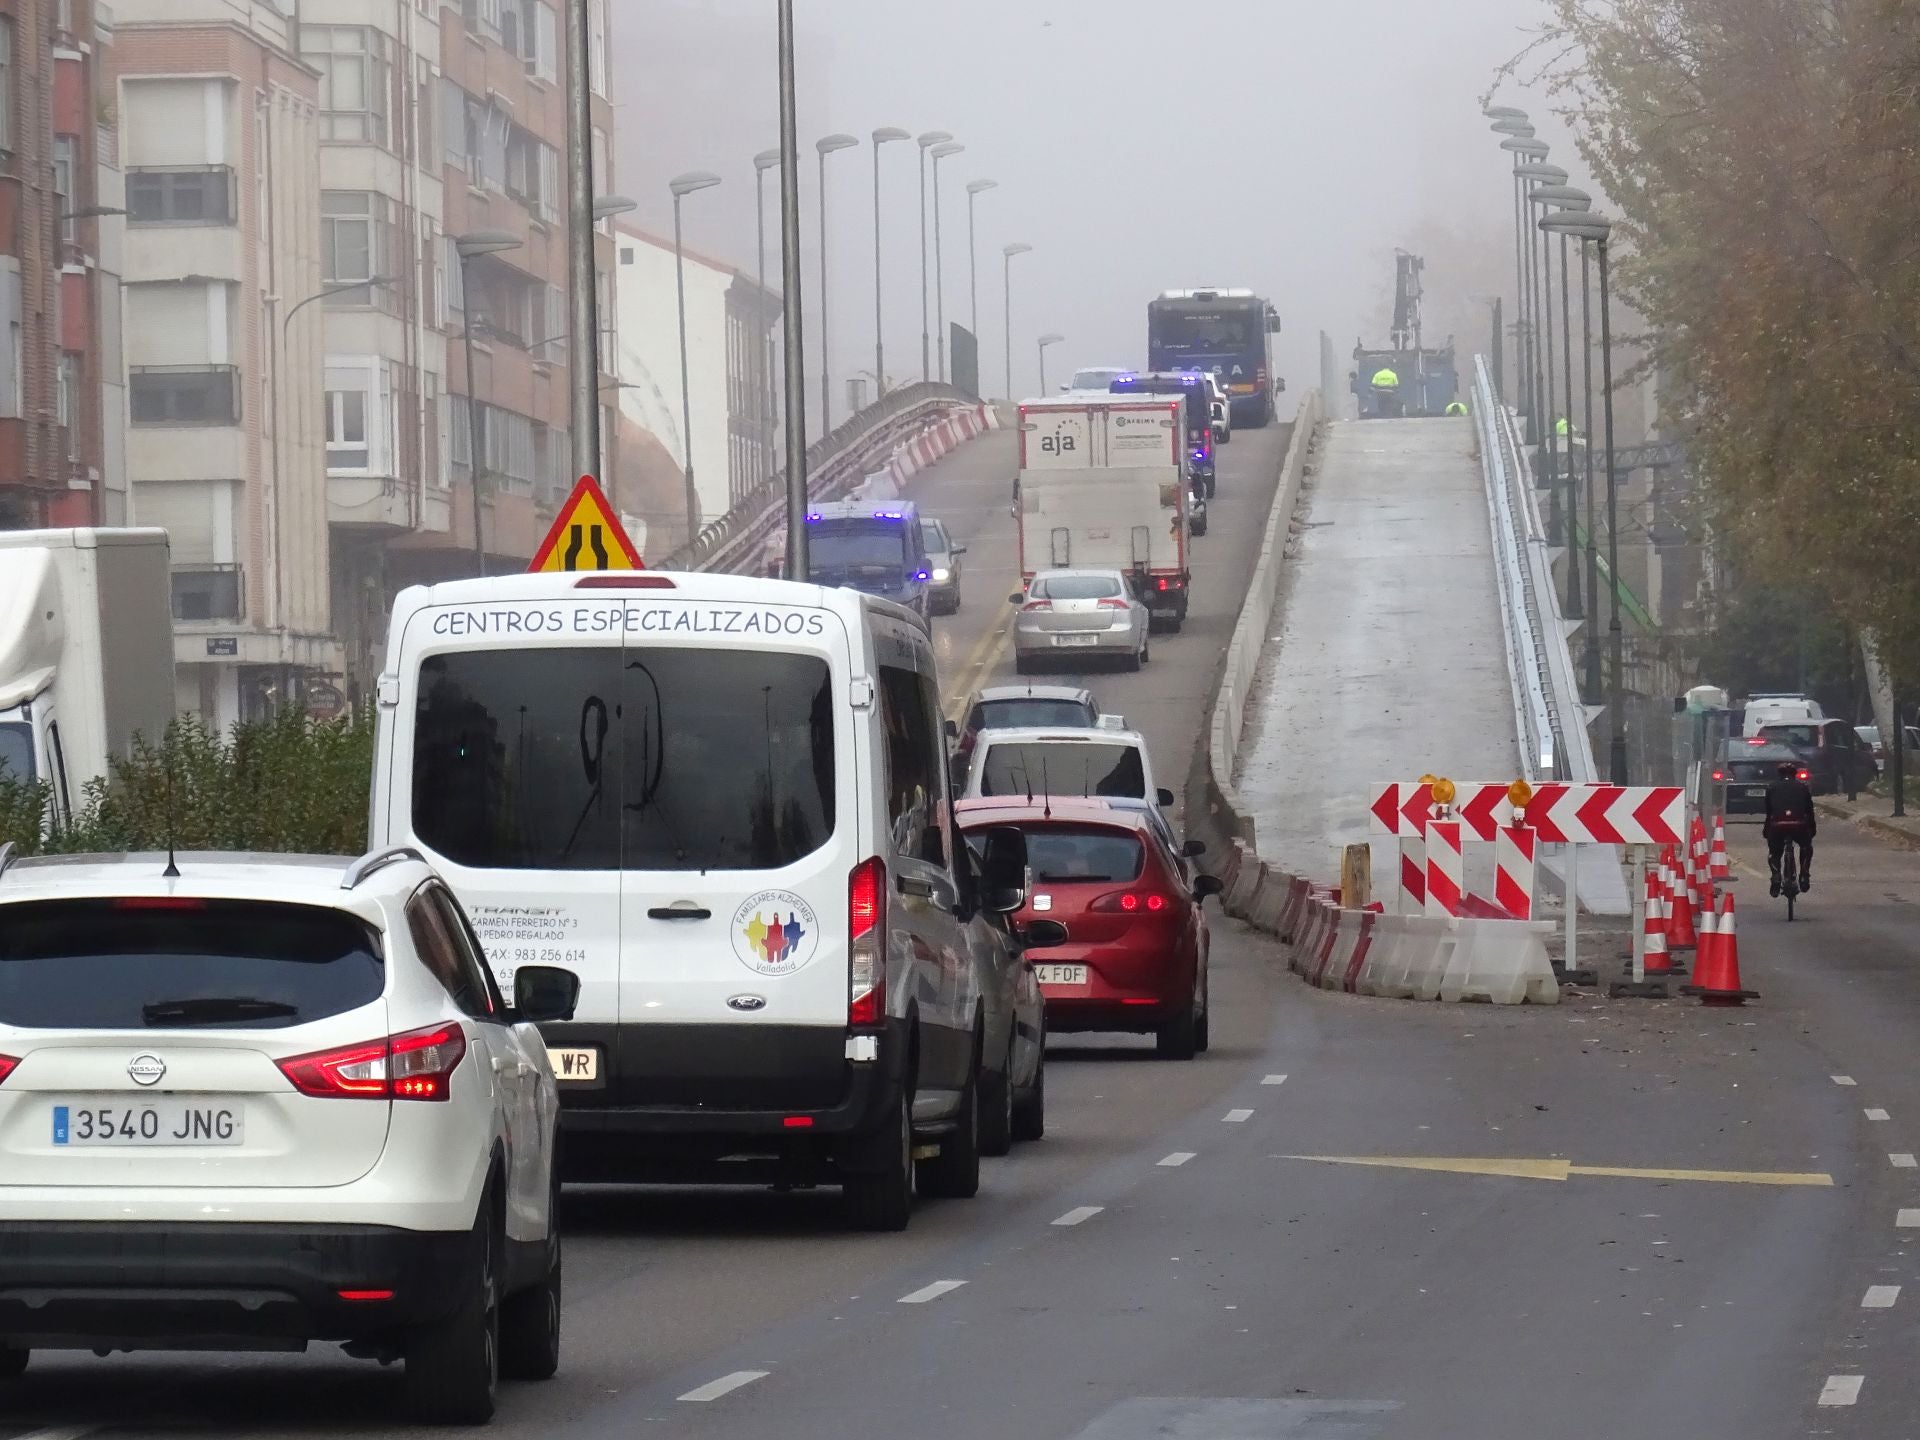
(129, 365), (241, 427)
(328, 472), (417, 532)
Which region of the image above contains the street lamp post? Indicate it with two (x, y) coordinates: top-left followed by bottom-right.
(1001, 242), (1032, 399)
(669, 171), (722, 548)
(915, 131), (952, 383)
(1501, 137), (1549, 428)
(453, 231), (524, 577)
(965, 178), (998, 358)
(778, 3), (810, 581)
(1535, 183), (1592, 628)
(870, 128), (910, 400)
(1515, 160), (1567, 533)
(1488, 114), (1532, 408)
(754, 148), (782, 487)
(1037, 333), (1064, 397)
(1544, 210), (1627, 784)
(930, 141), (964, 382)
(814, 134), (858, 434)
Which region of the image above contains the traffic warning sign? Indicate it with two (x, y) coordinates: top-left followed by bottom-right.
(528, 476), (643, 573)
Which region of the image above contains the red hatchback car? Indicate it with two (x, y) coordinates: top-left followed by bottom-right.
(957, 797), (1221, 1059)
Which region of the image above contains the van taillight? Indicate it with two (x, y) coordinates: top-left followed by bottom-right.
(848, 857), (887, 1030)
(0, 1055), (16, 1087)
(277, 1023), (467, 1101)
(573, 575), (674, 589)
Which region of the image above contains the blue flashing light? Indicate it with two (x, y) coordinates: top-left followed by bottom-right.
(805, 511), (823, 522)
(915, 569), (931, 582)
(872, 507), (909, 520)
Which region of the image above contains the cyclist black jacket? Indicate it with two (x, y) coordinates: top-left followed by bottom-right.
(1763, 777), (1817, 839)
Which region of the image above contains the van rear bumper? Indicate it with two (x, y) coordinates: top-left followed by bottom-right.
(554, 1019), (908, 1183)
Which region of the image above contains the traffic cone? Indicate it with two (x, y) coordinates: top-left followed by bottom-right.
(1710, 815), (1731, 881)
(1642, 880), (1674, 977)
(1666, 848), (1699, 951)
(1685, 894), (1758, 1005)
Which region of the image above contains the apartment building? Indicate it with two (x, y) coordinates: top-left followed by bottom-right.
(0, 0), (125, 532)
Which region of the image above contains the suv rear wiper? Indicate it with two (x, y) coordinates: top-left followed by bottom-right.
(142, 997), (300, 1027)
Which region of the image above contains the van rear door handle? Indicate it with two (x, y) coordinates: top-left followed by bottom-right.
(648, 904), (712, 921)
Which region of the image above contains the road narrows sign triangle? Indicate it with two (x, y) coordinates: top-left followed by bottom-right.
(528, 475), (643, 574)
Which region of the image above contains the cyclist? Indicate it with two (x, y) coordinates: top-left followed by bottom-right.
(1763, 759), (1817, 896)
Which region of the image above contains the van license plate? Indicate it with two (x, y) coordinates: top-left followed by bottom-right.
(1033, 964), (1088, 986)
(1745, 786), (1767, 799)
(547, 1047), (600, 1082)
(52, 1102), (243, 1147)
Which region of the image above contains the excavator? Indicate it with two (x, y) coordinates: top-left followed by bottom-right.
(1351, 252), (1461, 419)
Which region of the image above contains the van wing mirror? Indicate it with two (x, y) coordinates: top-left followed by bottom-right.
(1194, 875), (1225, 902)
(977, 825), (1030, 913)
(1183, 839), (1208, 858)
(1098, 714), (1126, 731)
(953, 544), (968, 556)
(514, 966), (582, 1024)
(1156, 787), (1176, 807)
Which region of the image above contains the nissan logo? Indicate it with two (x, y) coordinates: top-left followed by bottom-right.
(127, 1054), (167, 1087)
(727, 995), (768, 1013)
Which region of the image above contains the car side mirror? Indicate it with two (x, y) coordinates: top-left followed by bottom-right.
(1156, 787), (1176, 807)
(978, 825), (1030, 912)
(514, 966), (581, 1024)
(1008, 591), (1027, 605)
(1098, 714), (1126, 731)
(954, 544), (968, 556)
(1194, 875), (1225, 901)
(1276, 378), (1288, 392)
(944, 718), (959, 739)
(1019, 919), (1070, 950)
(1183, 839), (1207, 858)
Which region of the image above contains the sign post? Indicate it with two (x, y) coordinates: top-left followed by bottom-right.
(528, 476), (644, 574)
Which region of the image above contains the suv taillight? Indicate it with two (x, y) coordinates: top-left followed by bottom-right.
(849, 857), (887, 1030)
(0, 1055), (17, 1087)
(278, 1023), (467, 1102)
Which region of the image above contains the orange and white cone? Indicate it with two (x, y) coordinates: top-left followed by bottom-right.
(1685, 894), (1757, 1005)
(1642, 878), (1674, 977)
(1710, 815), (1731, 882)
(1665, 848), (1699, 951)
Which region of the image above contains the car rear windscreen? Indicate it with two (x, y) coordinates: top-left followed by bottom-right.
(0, 899), (384, 1030)
(979, 742), (1145, 800)
(974, 699), (1095, 730)
(1036, 575), (1124, 601)
(1021, 827), (1144, 883)
(412, 647), (836, 872)
(1760, 725), (1819, 748)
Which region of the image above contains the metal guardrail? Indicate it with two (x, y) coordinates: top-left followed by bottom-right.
(1475, 355), (1601, 784)
(659, 382), (984, 574)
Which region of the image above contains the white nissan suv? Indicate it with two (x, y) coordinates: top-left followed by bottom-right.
(0, 845), (580, 1424)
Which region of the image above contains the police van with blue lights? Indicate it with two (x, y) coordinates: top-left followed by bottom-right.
(368, 569), (1044, 1230)
(802, 500), (936, 623)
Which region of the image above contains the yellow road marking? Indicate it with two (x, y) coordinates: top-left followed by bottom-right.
(1284, 1156), (1833, 1187)
(943, 614), (1016, 718)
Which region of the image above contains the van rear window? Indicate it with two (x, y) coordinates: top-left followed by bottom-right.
(0, 899), (383, 1030)
(979, 742), (1145, 801)
(412, 647), (836, 872)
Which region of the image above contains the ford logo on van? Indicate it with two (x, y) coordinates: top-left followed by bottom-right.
(727, 994), (768, 1013)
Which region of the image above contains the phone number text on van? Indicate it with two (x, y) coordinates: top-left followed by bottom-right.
(430, 605), (830, 639)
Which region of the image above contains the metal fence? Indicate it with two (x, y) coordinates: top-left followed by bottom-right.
(657, 381), (984, 574)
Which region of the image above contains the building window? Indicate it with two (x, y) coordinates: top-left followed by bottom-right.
(171, 566), (244, 623)
(52, 137), (74, 242)
(303, 27), (391, 147)
(589, 0), (608, 98)
(529, 1), (559, 83)
(462, 0), (504, 44)
(57, 353), (80, 460)
(127, 167), (236, 226)
(326, 388), (369, 471)
(0, 19), (14, 155)
(129, 366), (240, 426)
(322, 191), (396, 305)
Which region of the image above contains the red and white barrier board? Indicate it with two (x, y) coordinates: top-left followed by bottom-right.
(1522, 784), (1684, 846)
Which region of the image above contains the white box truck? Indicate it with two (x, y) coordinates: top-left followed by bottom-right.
(1015, 395), (1194, 630)
(0, 528), (174, 823)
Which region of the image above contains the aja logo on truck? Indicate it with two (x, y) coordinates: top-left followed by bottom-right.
(1039, 433), (1079, 456)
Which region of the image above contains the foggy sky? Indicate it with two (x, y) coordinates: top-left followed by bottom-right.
(613, 1), (1581, 423)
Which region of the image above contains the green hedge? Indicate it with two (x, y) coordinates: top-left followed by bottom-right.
(0, 707), (377, 859)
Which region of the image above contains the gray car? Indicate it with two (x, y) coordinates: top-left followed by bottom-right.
(1011, 569), (1152, 673)
(921, 517), (966, 615)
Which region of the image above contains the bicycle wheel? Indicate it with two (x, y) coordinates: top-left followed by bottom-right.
(1786, 887), (1796, 921)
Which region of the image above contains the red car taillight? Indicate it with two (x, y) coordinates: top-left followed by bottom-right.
(848, 857), (887, 1030)
(277, 1023), (467, 1102)
(1097, 598), (1131, 610)
(1798, 768), (1811, 782)
(1712, 769), (1724, 782)
(1091, 890), (1171, 915)
(1021, 599), (1052, 613)
(0, 1055), (17, 1087)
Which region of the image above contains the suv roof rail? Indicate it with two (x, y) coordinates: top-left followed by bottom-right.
(0, 841), (14, 882)
(341, 846), (426, 891)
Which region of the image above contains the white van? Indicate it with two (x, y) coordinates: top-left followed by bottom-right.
(1742, 692), (1825, 738)
(369, 571), (1033, 1230)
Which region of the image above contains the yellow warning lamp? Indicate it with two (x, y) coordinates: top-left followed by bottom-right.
(1418, 773), (1438, 785)
(1430, 777), (1457, 808)
(1508, 779), (1534, 810)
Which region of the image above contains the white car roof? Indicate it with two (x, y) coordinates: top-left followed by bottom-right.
(1031, 567), (1128, 583)
(976, 726), (1147, 748)
(0, 850), (432, 916)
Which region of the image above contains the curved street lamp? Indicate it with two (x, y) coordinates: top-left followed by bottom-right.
(915, 131), (953, 380)
(870, 128), (911, 398)
(1002, 242), (1032, 399)
(453, 230), (523, 577)
(965, 178), (998, 349)
(669, 171), (723, 543)
(930, 141), (965, 381)
(1036, 332), (1065, 396)
(814, 135), (860, 432)
(754, 148), (782, 480)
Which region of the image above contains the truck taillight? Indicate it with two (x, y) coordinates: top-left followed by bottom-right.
(278, 1023), (467, 1102)
(848, 857), (887, 1030)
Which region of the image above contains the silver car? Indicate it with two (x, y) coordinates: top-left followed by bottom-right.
(1010, 569), (1151, 673)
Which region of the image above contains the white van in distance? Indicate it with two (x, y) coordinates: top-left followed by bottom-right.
(368, 571), (1034, 1230)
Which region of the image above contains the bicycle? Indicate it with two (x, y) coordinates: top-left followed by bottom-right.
(1769, 828), (1810, 921)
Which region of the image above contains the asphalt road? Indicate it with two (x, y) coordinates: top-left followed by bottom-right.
(10, 421), (1920, 1439)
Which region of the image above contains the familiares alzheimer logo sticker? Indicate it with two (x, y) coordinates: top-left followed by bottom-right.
(733, 892), (821, 976)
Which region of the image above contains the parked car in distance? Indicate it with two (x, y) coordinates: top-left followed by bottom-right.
(1853, 724), (1920, 774)
(1011, 569), (1152, 674)
(1189, 371), (1232, 445)
(950, 684), (1108, 790)
(960, 725), (1173, 810)
(1716, 737), (1807, 814)
(0, 849), (582, 1423)
(957, 798), (1221, 1059)
(1756, 719), (1876, 797)
(1064, 365), (1133, 393)
(920, 517), (966, 616)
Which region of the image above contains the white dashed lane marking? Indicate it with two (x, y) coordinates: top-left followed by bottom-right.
(1866, 1108), (1891, 1121)
(1158, 1152), (1196, 1167)
(1863, 1285), (1901, 1309)
(1223, 1109), (1254, 1123)
(1052, 1206), (1104, 1227)
(1262, 1074), (1288, 1085)
(1818, 1375), (1864, 1407)
(1892, 1153), (1917, 1169)
(1896, 1209), (1920, 1229)
(898, 1280), (967, 1305)
(1833, 1075), (1857, 1086)
(678, 1371), (769, 1403)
